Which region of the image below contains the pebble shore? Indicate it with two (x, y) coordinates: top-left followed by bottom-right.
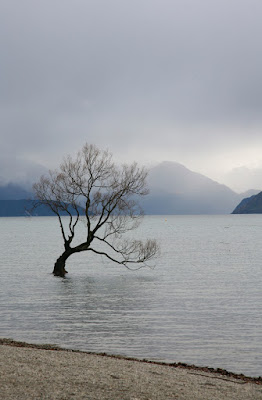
(1, 339), (262, 400)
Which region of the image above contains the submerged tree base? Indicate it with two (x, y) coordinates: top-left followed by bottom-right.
(53, 257), (68, 277)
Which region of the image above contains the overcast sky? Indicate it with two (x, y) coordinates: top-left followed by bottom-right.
(1, 0), (262, 191)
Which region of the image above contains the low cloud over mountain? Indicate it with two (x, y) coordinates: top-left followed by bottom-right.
(0, 157), (47, 188)
(0, 160), (260, 215)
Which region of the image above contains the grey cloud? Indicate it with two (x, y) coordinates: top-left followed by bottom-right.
(1, 0), (262, 183)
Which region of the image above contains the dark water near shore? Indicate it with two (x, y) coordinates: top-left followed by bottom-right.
(0, 215), (261, 376)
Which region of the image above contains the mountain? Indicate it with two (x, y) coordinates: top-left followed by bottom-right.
(0, 199), (85, 217)
(0, 200), (48, 217)
(142, 161), (259, 215)
(1, 161), (261, 216)
(232, 192), (262, 214)
(0, 183), (84, 217)
(0, 183), (32, 200)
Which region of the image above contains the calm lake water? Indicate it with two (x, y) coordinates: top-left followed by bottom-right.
(0, 215), (261, 377)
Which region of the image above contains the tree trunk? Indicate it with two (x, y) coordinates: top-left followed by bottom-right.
(53, 251), (72, 277)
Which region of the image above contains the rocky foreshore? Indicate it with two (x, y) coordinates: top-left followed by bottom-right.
(1, 338), (262, 400)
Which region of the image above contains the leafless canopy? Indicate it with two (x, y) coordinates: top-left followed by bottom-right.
(33, 143), (159, 273)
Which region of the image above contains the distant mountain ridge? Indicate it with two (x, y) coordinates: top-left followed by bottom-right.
(143, 161), (260, 215)
(0, 183), (32, 200)
(0, 161), (261, 216)
(0, 199), (84, 217)
(232, 192), (262, 214)
(0, 199), (47, 217)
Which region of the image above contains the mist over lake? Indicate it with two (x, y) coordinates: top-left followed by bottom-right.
(1, 215), (261, 377)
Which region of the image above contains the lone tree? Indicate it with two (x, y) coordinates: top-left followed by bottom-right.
(33, 143), (159, 277)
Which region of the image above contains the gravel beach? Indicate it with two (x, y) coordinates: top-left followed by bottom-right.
(1, 339), (262, 400)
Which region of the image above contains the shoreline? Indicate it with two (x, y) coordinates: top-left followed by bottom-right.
(1, 338), (262, 400)
(1, 337), (261, 385)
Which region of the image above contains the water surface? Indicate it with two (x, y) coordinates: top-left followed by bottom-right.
(0, 215), (261, 376)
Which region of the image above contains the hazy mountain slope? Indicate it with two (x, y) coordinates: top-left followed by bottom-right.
(0, 200), (42, 217)
(0, 199), (85, 217)
(143, 161), (245, 214)
(0, 183), (32, 200)
(232, 192), (262, 214)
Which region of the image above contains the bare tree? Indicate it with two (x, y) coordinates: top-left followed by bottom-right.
(33, 143), (159, 277)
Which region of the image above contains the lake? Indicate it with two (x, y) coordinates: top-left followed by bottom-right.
(0, 215), (261, 377)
